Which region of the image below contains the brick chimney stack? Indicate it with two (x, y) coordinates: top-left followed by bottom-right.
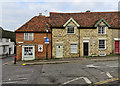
(39, 13), (42, 16)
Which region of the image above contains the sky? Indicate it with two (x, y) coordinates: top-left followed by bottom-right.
(0, 0), (120, 32)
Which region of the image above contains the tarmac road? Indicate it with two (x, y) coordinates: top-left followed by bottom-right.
(2, 56), (119, 85)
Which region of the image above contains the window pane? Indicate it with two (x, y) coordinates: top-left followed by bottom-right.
(24, 47), (33, 56)
(68, 26), (74, 33)
(26, 33), (28, 40)
(98, 26), (105, 34)
(29, 33), (31, 40)
(71, 44), (77, 53)
(99, 40), (105, 44)
(24, 33), (33, 40)
(98, 27), (101, 34)
(99, 40), (105, 49)
(25, 33), (28, 40)
(102, 27), (104, 34)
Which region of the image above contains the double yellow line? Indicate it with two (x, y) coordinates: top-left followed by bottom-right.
(88, 78), (119, 86)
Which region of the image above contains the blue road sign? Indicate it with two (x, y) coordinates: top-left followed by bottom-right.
(45, 37), (49, 42)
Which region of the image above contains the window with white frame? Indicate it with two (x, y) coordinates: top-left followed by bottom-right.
(99, 40), (106, 49)
(98, 26), (106, 34)
(24, 47), (33, 56)
(70, 44), (77, 53)
(67, 26), (74, 33)
(24, 33), (33, 40)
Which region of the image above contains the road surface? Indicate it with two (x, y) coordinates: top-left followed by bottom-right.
(2, 56), (119, 85)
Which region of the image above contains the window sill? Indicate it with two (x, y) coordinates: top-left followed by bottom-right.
(24, 55), (33, 57)
(99, 49), (106, 50)
(98, 34), (106, 35)
(70, 52), (77, 54)
(24, 40), (34, 41)
(67, 33), (75, 35)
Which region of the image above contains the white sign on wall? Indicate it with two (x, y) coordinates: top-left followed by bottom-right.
(18, 42), (23, 44)
(38, 45), (43, 52)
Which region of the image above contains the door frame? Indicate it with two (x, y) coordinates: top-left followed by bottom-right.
(22, 45), (35, 60)
(83, 40), (89, 56)
(56, 42), (63, 58)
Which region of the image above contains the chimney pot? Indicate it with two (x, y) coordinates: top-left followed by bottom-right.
(86, 10), (90, 12)
(39, 13), (42, 16)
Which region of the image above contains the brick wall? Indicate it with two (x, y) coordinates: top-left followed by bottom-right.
(16, 32), (51, 61)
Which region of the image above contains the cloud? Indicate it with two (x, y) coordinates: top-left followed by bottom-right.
(0, 0), (119, 31)
(0, 0), (119, 2)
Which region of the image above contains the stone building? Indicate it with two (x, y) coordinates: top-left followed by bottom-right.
(50, 11), (120, 58)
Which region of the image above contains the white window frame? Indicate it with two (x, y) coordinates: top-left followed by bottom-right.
(99, 40), (106, 50)
(67, 26), (75, 34)
(70, 43), (77, 53)
(24, 33), (34, 40)
(22, 45), (35, 60)
(98, 26), (106, 35)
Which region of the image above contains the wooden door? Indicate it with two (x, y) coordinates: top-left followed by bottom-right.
(115, 41), (119, 53)
(83, 42), (89, 56)
(56, 44), (63, 58)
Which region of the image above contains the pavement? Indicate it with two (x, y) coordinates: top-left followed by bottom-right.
(3, 55), (119, 65)
(0, 54), (14, 59)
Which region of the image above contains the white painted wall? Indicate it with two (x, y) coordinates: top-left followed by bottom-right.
(9, 42), (14, 54)
(0, 46), (3, 56)
(0, 38), (14, 56)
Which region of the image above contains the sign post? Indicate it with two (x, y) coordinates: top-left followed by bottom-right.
(45, 37), (49, 60)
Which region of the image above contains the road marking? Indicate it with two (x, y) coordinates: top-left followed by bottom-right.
(106, 72), (113, 78)
(3, 61), (13, 65)
(86, 64), (100, 68)
(100, 72), (113, 78)
(22, 64), (26, 66)
(17, 78), (28, 80)
(101, 72), (104, 74)
(3, 62), (9, 65)
(108, 65), (118, 67)
(82, 77), (92, 84)
(3, 78), (28, 84)
(63, 77), (92, 85)
(8, 78), (11, 80)
(88, 78), (119, 86)
(4, 81), (16, 84)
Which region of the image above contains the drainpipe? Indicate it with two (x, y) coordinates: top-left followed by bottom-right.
(79, 28), (80, 57)
(49, 18), (52, 59)
(51, 25), (52, 59)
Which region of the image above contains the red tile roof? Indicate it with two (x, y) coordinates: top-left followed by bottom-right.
(50, 11), (120, 28)
(15, 15), (51, 32)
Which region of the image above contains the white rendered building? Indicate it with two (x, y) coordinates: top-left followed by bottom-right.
(0, 38), (14, 57)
